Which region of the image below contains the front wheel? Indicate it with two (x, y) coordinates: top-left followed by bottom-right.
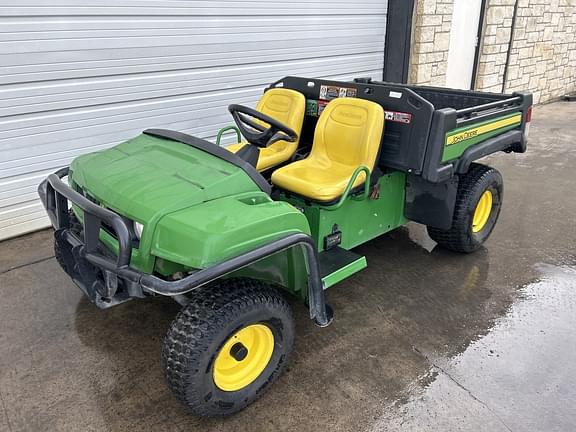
(162, 278), (295, 417)
(427, 163), (503, 253)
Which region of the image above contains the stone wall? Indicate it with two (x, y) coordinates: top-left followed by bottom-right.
(410, 0), (576, 103)
(409, 0), (454, 86)
(476, 0), (576, 103)
(474, 1), (515, 92)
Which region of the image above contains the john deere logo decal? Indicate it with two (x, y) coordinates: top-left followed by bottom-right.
(449, 129), (479, 145)
(446, 113), (522, 146)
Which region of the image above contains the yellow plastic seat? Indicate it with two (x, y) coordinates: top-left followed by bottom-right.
(227, 88), (305, 171)
(271, 98), (384, 202)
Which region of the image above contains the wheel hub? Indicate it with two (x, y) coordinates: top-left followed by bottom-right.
(230, 342), (249, 361)
(472, 190), (493, 233)
(213, 324), (274, 392)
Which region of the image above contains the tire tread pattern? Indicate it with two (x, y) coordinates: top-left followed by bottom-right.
(428, 163), (502, 253)
(161, 278), (293, 417)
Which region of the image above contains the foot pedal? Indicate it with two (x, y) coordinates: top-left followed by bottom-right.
(319, 247), (367, 289)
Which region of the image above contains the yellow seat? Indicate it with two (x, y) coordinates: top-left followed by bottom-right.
(271, 98), (384, 202)
(227, 88), (305, 171)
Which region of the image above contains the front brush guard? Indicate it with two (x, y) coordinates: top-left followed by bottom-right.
(38, 168), (333, 327)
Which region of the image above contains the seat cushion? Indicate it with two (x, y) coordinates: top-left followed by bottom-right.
(271, 158), (367, 202)
(227, 88), (305, 171)
(227, 141), (295, 172)
(271, 97), (384, 202)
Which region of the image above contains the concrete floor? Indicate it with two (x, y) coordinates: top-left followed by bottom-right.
(1, 101), (575, 432)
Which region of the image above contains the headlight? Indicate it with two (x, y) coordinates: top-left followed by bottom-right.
(134, 222), (144, 239)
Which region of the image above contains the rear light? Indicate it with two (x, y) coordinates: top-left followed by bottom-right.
(525, 106), (532, 138)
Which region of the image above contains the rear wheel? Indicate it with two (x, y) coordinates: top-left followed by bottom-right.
(427, 163), (503, 253)
(162, 278), (295, 417)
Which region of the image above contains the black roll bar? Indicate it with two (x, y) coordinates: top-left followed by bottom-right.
(39, 170), (332, 327)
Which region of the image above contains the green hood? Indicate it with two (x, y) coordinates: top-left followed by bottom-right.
(70, 133), (260, 222)
(68, 132), (310, 276)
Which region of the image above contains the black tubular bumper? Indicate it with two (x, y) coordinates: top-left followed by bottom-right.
(38, 169), (333, 327)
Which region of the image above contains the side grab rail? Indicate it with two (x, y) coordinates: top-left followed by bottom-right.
(324, 166), (371, 211)
(215, 125), (242, 146)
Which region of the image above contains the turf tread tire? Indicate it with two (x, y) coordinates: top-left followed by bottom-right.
(162, 278), (294, 417)
(427, 163), (503, 253)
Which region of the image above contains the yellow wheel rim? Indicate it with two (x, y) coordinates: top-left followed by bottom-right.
(472, 190), (493, 233)
(213, 324), (274, 392)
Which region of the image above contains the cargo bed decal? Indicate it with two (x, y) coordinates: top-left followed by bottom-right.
(442, 112), (523, 162)
(446, 113), (522, 146)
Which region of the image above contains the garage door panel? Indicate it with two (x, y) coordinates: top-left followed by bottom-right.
(0, 202), (45, 224)
(0, 215), (50, 241)
(0, 88), (262, 143)
(0, 54), (383, 117)
(1, 15), (385, 38)
(0, 68), (382, 158)
(0, 42), (383, 88)
(1, 191), (43, 209)
(1, 1), (385, 17)
(0, 67), (384, 156)
(1, 67), (385, 230)
(2, 42), (385, 85)
(1, 30), (385, 55)
(1, 171), (57, 194)
(0, 201), (49, 241)
(0, 58), (384, 143)
(0, 0), (387, 240)
(0, 66), (384, 179)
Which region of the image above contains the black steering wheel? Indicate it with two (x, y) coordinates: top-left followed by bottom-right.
(228, 104), (298, 148)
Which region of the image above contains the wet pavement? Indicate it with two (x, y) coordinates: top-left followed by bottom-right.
(1, 101), (575, 432)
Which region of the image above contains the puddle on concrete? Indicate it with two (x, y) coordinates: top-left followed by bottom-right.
(372, 263), (576, 432)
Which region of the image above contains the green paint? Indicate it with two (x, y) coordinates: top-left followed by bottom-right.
(228, 246), (309, 298)
(68, 134), (408, 298)
(323, 165), (371, 211)
(283, 172), (407, 252)
(69, 133), (310, 275)
(442, 112), (522, 162)
(443, 125), (519, 161)
(151, 191), (310, 269)
(322, 256), (367, 289)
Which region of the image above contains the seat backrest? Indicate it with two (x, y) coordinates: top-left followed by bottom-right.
(311, 98), (384, 169)
(256, 88), (306, 149)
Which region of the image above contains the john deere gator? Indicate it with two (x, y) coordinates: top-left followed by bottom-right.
(38, 76), (532, 416)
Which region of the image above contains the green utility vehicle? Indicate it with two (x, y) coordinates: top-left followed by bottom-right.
(38, 76), (532, 416)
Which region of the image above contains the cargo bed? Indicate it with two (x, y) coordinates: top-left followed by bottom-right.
(274, 76), (532, 183)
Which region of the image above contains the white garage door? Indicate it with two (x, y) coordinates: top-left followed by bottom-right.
(0, 0), (388, 240)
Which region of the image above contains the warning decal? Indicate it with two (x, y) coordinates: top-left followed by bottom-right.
(319, 85), (357, 100)
(317, 100), (329, 116)
(309, 85), (414, 121)
(384, 110), (413, 124)
(306, 99), (318, 116)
